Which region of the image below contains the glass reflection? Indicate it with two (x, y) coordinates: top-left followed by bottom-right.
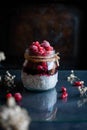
(22, 88), (58, 121)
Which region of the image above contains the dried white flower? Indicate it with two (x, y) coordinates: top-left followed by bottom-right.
(67, 70), (78, 84)
(0, 97), (31, 130)
(78, 86), (87, 97)
(4, 71), (16, 87)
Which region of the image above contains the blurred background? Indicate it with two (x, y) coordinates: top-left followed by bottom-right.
(0, 1), (86, 70)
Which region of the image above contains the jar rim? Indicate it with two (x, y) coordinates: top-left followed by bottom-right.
(25, 49), (57, 57)
(24, 51), (60, 66)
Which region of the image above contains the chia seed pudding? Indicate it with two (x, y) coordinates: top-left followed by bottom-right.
(21, 40), (60, 91)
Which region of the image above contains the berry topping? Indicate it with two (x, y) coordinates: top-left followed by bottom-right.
(14, 93), (22, 102)
(29, 45), (38, 54)
(29, 40), (54, 56)
(45, 46), (53, 51)
(41, 40), (50, 47)
(32, 41), (40, 47)
(41, 40), (53, 51)
(38, 46), (46, 55)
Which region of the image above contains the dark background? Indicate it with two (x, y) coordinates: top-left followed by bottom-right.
(0, 1), (86, 70)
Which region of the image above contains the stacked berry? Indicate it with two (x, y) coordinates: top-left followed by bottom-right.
(61, 86), (68, 99)
(29, 40), (53, 56)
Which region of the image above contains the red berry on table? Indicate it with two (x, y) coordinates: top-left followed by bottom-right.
(6, 93), (12, 99)
(64, 92), (68, 97)
(61, 92), (68, 99)
(73, 81), (84, 86)
(61, 94), (65, 99)
(61, 86), (67, 92)
(14, 93), (22, 101)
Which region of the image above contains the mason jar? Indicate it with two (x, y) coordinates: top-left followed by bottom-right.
(21, 48), (60, 91)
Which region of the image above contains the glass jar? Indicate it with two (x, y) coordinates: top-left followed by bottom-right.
(21, 49), (60, 91)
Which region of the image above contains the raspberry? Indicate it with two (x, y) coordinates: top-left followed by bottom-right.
(41, 62), (47, 67)
(29, 45), (38, 54)
(41, 40), (53, 51)
(33, 41), (40, 47)
(6, 93), (12, 99)
(45, 46), (53, 51)
(41, 62), (48, 70)
(14, 93), (22, 101)
(61, 92), (68, 99)
(38, 46), (46, 55)
(37, 65), (43, 71)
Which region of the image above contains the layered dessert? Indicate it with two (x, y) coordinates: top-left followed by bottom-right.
(21, 40), (60, 91)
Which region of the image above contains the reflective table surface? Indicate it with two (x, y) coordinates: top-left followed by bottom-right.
(0, 69), (87, 130)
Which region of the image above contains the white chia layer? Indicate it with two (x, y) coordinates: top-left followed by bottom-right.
(21, 71), (58, 91)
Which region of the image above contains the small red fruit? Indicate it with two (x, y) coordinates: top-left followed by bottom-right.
(33, 41), (40, 47)
(14, 93), (22, 101)
(37, 65), (43, 71)
(29, 45), (38, 53)
(41, 40), (53, 51)
(45, 46), (53, 51)
(61, 92), (68, 99)
(6, 93), (12, 99)
(38, 46), (46, 55)
(41, 40), (50, 47)
(73, 81), (83, 86)
(61, 86), (67, 92)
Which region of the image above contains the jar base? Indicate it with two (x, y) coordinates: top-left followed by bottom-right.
(21, 71), (58, 91)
